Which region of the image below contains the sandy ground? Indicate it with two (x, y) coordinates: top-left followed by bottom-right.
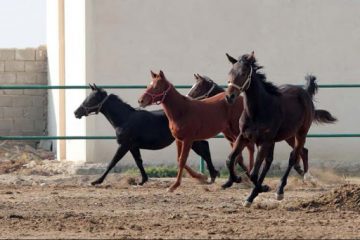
(0, 172), (359, 239)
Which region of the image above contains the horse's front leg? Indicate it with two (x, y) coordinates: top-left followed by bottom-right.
(246, 143), (255, 172)
(168, 140), (193, 192)
(222, 135), (247, 189)
(243, 142), (273, 207)
(91, 144), (129, 185)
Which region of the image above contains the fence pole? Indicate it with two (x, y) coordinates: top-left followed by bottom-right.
(199, 158), (205, 173)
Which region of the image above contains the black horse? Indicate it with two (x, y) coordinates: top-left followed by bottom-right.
(225, 52), (337, 206)
(74, 84), (219, 185)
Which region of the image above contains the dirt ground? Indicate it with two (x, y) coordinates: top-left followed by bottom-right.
(0, 171), (359, 239)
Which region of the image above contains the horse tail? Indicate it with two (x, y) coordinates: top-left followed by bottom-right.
(304, 74), (318, 100)
(314, 109), (337, 124)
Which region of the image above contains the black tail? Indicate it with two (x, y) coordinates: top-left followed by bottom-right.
(305, 74), (318, 100)
(314, 109), (337, 124)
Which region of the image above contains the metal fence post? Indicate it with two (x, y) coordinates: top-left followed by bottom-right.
(199, 157), (205, 173)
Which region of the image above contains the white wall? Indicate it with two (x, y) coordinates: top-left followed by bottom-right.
(54, 0), (360, 169)
(46, 0), (60, 154)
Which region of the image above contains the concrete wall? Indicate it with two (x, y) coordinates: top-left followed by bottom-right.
(57, 0), (360, 171)
(0, 47), (48, 136)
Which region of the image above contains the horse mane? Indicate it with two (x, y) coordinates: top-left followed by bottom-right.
(240, 54), (281, 96)
(109, 94), (136, 111)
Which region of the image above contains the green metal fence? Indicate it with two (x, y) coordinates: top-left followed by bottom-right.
(1, 84), (360, 173)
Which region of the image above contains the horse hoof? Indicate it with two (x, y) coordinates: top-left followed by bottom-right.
(167, 187), (175, 193)
(210, 170), (220, 183)
(221, 180), (233, 189)
(234, 176), (242, 184)
(260, 185), (271, 192)
(276, 193), (284, 201)
(91, 180), (101, 186)
(243, 201), (252, 208)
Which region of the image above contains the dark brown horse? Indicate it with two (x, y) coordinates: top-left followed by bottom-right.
(225, 52), (337, 207)
(138, 70), (250, 192)
(187, 74), (255, 178)
(187, 74), (310, 177)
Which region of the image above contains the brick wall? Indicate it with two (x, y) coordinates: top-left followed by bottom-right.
(0, 46), (48, 136)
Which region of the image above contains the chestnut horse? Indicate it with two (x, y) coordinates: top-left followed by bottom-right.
(225, 52), (337, 207)
(187, 74), (310, 177)
(138, 70), (248, 192)
(187, 74), (255, 179)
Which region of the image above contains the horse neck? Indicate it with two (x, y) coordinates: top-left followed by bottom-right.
(209, 84), (224, 97)
(243, 75), (272, 118)
(161, 85), (188, 121)
(100, 94), (134, 128)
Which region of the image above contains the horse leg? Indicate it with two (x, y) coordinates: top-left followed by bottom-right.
(246, 143), (255, 172)
(276, 135), (306, 200)
(168, 140), (192, 192)
(286, 138), (308, 176)
(91, 144), (129, 185)
(244, 143), (274, 207)
(191, 141), (220, 183)
(130, 148), (148, 185)
(222, 135), (247, 189)
(176, 140), (207, 182)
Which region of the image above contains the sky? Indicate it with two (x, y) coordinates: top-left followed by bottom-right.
(0, 0), (46, 48)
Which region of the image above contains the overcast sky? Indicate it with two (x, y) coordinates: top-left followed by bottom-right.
(0, 0), (46, 48)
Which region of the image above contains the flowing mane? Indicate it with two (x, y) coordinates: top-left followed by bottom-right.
(240, 54), (281, 96)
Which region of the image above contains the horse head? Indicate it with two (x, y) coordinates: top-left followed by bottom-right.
(138, 70), (172, 107)
(226, 51), (256, 104)
(187, 74), (218, 100)
(74, 83), (109, 118)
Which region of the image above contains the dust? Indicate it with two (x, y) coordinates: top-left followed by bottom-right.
(297, 184), (360, 212)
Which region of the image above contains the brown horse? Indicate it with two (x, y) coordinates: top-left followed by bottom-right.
(225, 52), (337, 207)
(138, 70), (250, 192)
(187, 74), (255, 179)
(187, 74), (311, 177)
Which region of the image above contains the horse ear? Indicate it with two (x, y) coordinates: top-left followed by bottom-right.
(89, 83), (95, 91)
(150, 70), (157, 78)
(247, 51), (255, 62)
(93, 83), (99, 91)
(226, 53), (237, 64)
(159, 70), (165, 78)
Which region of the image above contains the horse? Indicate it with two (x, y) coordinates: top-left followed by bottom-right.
(225, 52), (337, 207)
(187, 74), (255, 177)
(74, 84), (220, 186)
(187, 74), (311, 177)
(138, 70), (250, 192)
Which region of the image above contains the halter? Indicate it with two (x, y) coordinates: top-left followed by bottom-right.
(228, 66), (253, 92)
(144, 83), (172, 105)
(81, 94), (110, 116)
(187, 80), (216, 100)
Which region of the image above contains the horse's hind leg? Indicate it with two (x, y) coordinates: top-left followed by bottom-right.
(191, 141), (220, 183)
(91, 144), (129, 185)
(276, 135), (306, 200)
(130, 148), (148, 185)
(168, 140), (193, 192)
(286, 138), (307, 176)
